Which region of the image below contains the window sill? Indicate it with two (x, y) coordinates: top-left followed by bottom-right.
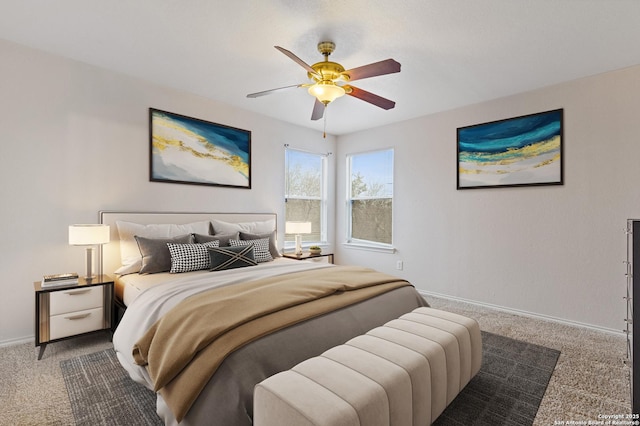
(342, 242), (396, 254)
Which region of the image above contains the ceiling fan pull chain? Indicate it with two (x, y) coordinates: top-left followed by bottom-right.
(323, 106), (327, 138)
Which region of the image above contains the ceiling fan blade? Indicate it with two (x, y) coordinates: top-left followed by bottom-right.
(311, 99), (325, 121)
(346, 86), (396, 110)
(274, 46), (321, 79)
(343, 59), (401, 82)
(246, 84), (304, 98)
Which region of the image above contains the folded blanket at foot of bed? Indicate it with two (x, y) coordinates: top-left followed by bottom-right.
(254, 307), (482, 426)
(132, 265), (413, 422)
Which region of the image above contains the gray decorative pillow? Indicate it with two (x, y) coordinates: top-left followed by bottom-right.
(208, 245), (257, 271)
(135, 234), (194, 274)
(193, 232), (239, 247)
(116, 220), (210, 275)
(239, 231), (280, 258)
(167, 241), (220, 273)
(229, 238), (273, 263)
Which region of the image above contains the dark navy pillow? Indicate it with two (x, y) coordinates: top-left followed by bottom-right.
(208, 245), (257, 271)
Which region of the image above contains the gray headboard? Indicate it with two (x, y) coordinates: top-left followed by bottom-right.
(99, 211), (277, 276)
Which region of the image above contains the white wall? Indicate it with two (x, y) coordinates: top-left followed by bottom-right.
(335, 65), (640, 332)
(2, 36), (637, 343)
(0, 39), (336, 344)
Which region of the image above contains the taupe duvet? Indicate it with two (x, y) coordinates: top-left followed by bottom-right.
(113, 260), (428, 426)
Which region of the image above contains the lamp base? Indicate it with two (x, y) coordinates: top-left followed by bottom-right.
(294, 234), (303, 256)
(84, 246), (95, 280)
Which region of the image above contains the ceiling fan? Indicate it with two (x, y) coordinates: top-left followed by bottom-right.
(247, 41), (401, 121)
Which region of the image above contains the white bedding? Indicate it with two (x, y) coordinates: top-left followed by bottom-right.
(112, 258), (333, 420)
(116, 273), (174, 307)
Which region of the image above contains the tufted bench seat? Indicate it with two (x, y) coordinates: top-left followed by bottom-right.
(253, 307), (482, 426)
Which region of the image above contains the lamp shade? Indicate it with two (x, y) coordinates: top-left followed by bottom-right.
(68, 224), (110, 246)
(285, 221), (312, 235)
(308, 81), (346, 104)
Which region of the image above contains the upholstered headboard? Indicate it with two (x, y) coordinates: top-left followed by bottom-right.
(99, 211), (277, 276)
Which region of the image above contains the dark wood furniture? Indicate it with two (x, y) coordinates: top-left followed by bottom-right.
(627, 220), (639, 415)
(34, 274), (114, 360)
(283, 252), (334, 264)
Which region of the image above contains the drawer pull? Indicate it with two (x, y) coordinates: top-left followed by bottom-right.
(64, 313), (91, 320)
(64, 289), (92, 296)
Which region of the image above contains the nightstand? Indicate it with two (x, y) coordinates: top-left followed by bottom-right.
(34, 275), (114, 360)
(282, 252), (334, 264)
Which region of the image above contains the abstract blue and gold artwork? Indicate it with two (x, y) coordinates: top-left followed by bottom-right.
(150, 108), (251, 188)
(457, 109), (563, 189)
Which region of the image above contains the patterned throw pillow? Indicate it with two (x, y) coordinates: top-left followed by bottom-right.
(239, 231), (280, 258)
(229, 238), (273, 263)
(208, 245), (258, 271)
(167, 241), (220, 273)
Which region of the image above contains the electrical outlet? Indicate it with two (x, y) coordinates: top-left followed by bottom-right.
(396, 260), (403, 270)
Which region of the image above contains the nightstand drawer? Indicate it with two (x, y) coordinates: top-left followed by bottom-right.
(49, 307), (104, 340)
(306, 256), (330, 264)
(50, 286), (103, 315)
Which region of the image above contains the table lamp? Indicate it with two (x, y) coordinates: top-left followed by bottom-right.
(69, 224), (110, 279)
(285, 221), (312, 256)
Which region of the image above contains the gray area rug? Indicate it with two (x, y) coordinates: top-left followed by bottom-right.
(60, 349), (162, 426)
(434, 330), (561, 426)
(61, 331), (559, 426)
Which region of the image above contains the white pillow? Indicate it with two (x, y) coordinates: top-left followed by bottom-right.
(115, 220), (210, 275)
(211, 219), (275, 235)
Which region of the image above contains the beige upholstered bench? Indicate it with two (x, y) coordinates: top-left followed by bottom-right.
(253, 307), (482, 426)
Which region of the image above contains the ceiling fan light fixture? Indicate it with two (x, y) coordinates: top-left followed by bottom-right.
(308, 81), (345, 105)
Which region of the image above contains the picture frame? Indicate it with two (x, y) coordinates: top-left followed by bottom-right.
(149, 108), (251, 189)
(457, 109), (563, 190)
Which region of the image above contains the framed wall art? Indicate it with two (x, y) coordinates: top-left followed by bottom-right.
(149, 108), (251, 189)
(457, 109), (563, 190)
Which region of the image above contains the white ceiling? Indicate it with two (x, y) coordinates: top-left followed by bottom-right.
(1, 1), (639, 135)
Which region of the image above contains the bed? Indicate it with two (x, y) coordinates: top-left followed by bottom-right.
(102, 212), (429, 426)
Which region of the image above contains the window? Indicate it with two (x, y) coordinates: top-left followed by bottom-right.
(285, 148), (327, 246)
(346, 148), (394, 247)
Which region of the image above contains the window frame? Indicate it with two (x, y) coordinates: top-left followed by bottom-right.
(284, 147), (329, 249)
(345, 148), (395, 253)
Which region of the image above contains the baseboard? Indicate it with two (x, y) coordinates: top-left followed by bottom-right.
(0, 335), (33, 348)
(419, 290), (624, 337)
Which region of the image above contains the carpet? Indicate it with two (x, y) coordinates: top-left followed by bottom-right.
(434, 331), (561, 426)
(60, 349), (162, 426)
(61, 331), (559, 426)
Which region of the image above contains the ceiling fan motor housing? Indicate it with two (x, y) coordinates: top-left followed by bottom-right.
(308, 61), (347, 82)
(307, 41), (349, 82)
